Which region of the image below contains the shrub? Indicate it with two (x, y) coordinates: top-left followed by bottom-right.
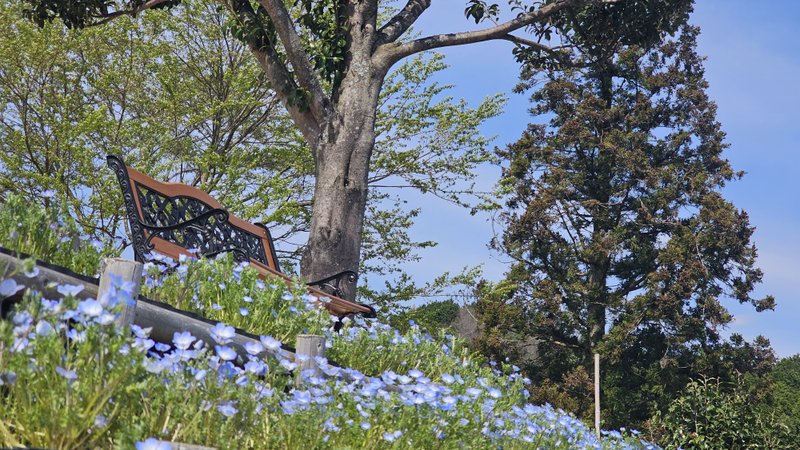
(649, 377), (792, 449)
(388, 299), (460, 334)
(770, 355), (800, 439)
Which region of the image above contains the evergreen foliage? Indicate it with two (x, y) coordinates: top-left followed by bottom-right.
(489, 25), (774, 427)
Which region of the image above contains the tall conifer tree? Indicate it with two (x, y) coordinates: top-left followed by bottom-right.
(489, 25), (775, 426)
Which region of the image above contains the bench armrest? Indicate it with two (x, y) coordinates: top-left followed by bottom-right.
(307, 270), (358, 298)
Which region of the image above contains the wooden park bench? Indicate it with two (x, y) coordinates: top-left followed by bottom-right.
(106, 155), (376, 325)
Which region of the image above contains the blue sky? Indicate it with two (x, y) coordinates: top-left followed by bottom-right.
(401, 1), (800, 358)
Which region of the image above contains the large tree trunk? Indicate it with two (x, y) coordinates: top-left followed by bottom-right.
(299, 70), (385, 301)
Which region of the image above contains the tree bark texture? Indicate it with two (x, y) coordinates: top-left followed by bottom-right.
(299, 3), (387, 300)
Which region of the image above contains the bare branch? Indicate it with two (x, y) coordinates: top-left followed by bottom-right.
(86, 0), (174, 27)
(257, 0), (328, 123)
(376, 0), (431, 45)
(499, 34), (578, 62)
(381, 0), (590, 64)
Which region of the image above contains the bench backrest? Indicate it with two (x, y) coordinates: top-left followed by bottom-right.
(107, 155), (280, 270)
(107, 154), (376, 320)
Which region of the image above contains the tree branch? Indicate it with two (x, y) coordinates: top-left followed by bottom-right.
(499, 34), (588, 68)
(224, 0), (321, 144)
(257, 0), (328, 123)
(376, 0), (431, 45)
(86, 0), (175, 27)
(381, 0), (589, 64)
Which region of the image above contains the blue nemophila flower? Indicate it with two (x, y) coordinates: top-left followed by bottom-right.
(24, 266), (40, 278)
(408, 368), (424, 379)
(323, 418), (340, 432)
(143, 358), (168, 374)
(133, 337), (155, 352)
(244, 360), (267, 375)
(66, 329), (87, 343)
(0, 278), (25, 297)
(218, 402), (237, 417)
(236, 375), (250, 387)
(40, 298), (62, 314)
(279, 358), (297, 371)
(97, 312), (116, 326)
(244, 340), (264, 355)
(215, 345), (237, 361)
(210, 323), (235, 344)
(56, 366), (77, 381)
(41, 189), (56, 198)
(154, 342), (171, 352)
(256, 386), (274, 400)
(382, 430), (402, 442)
(57, 283), (84, 297)
(440, 396), (458, 411)
(211, 303), (222, 311)
(239, 307), (249, 316)
(243, 295), (254, 303)
(0, 371), (17, 386)
(172, 331), (195, 350)
(260, 335), (282, 352)
(360, 422), (371, 430)
(294, 390), (313, 406)
(94, 415), (107, 428)
(441, 373), (455, 384)
(12, 311), (32, 327)
(10, 335), (29, 353)
(131, 324), (152, 338)
(135, 437), (172, 450)
(77, 298), (103, 317)
(488, 387), (502, 399)
(35, 320), (53, 337)
(281, 291), (293, 301)
(466, 387), (483, 398)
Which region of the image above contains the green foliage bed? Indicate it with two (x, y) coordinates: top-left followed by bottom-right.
(0, 196), (653, 449)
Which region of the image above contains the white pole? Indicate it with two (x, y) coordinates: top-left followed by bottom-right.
(594, 352), (601, 437)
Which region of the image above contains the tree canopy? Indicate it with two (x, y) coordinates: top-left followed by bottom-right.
(486, 24), (774, 426)
(11, 0), (696, 300)
(0, 0), (499, 307)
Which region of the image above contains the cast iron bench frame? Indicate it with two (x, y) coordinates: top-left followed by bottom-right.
(107, 154), (376, 323)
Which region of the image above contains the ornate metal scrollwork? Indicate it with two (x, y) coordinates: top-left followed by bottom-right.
(106, 155), (152, 263)
(107, 155), (269, 266)
(307, 270), (359, 298)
